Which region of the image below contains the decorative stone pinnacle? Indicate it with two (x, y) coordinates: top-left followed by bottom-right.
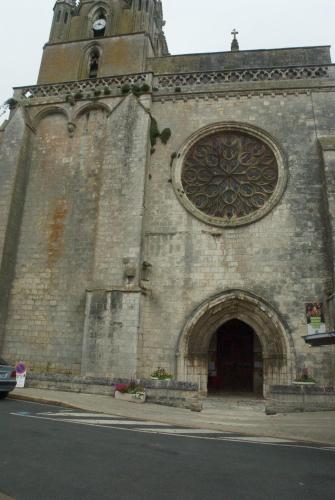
(231, 29), (240, 52)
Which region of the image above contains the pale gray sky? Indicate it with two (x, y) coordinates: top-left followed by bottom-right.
(1, 0), (334, 109)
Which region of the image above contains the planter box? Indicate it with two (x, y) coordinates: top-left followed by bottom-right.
(151, 377), (172, 381)
(114, 391), (146, 404)
(266, 385), (335, 414)
(112, 378), (201, 410)
(293, 382), (316, 386)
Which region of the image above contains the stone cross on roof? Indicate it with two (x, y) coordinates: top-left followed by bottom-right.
(231, 29), (240, 52)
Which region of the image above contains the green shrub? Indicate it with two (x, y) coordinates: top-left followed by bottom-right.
(132, 84), (141, 96)
(141, 83), (151, 93)
(5, 98), (18, 110)
(160, 128), (171, 145)
(150, 117), (160, 147)
(121, 84), (131, 94)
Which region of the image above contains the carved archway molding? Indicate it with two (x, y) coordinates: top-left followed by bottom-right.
(176, 290), (296, 395)
(31, 106), (70, 129)
(29, 102), (113, 139)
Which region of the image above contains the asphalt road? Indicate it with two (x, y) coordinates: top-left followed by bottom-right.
(0, 399), (334, 500)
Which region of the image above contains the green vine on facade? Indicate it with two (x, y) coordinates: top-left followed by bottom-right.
(121, 83), (151, 96)
(150, 116), (172, 150)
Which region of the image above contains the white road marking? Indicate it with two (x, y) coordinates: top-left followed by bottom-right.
(142, 428), (223, 434)
(38, 412), (120, 418)
(11, 412), (335, 452)
(218, 436), (294, 444)
(63, 418), (170, 426)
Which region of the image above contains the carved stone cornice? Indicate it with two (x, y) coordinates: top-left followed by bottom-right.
(12, 64), (334, 102)
(153, 65), (332, 89)
(14, 73), (152, 100)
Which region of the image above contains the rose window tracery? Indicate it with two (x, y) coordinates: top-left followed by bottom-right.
(181, 131), (279, 222)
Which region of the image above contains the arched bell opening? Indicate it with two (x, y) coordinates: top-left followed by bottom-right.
(207, 319), (264, 395)
(176, 290), (295, 397)
(92, 8), (107, 37)
(85, 3), (112, 39)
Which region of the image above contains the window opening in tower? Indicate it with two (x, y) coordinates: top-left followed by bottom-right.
(89, 51), (100, 78)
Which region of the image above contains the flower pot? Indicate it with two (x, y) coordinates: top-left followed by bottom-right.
(114, 391), (146, 404)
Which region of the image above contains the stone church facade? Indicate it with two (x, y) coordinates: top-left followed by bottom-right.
(1, 0), (335, 395)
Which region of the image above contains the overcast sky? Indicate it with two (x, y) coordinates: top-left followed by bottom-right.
(1, 0), (334, 111)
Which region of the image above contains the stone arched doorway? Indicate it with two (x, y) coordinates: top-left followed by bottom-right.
(176, 290), (295, 395)
(208, 319), (263, 394)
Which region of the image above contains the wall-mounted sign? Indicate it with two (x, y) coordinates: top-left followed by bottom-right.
(15, 361), (26, 388)
(305, 303), (326, 335)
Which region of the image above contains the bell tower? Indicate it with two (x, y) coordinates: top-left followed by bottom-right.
(39, 0), (168, 84)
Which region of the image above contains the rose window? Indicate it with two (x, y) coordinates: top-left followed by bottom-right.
(181, 131), (279, 222)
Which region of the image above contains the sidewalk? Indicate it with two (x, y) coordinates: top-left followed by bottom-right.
(10, 388), (335, 446)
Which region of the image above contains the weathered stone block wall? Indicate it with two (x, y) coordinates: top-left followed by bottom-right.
(2, 108), (107, 373)
(313, 91), (335, 382)
(147, 46), (332, 75)
(38, 34), (153, 84)
(2, 93), (152, 378)
(0, 108), (33, 353)
(138, 90), (332, 385)
(80, 94), (151, 379)
(90, 95), (151, 288)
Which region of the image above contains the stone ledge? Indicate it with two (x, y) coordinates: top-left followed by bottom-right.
(266, 385), (335, 414)
(111, 377), (198, 391)
(24, 373), (201, 411)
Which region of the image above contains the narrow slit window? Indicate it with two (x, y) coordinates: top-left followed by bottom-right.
(64, 12), (69, 24)
(56, 10), (61, 22)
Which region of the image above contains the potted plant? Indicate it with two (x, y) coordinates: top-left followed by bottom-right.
(293, 368), (316, 385)
(150, 367), (172, 381)
(114, 381), (146, 403)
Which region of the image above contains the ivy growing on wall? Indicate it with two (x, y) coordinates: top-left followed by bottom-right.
(150, 116), (171, 151)
(121, 83), (151, 96)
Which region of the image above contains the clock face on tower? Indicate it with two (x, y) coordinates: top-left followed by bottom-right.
(93, 19), (107, 32)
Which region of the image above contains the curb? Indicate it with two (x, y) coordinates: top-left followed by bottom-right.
(9, 393), (85, 412)
(8, 393), (335, 447)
